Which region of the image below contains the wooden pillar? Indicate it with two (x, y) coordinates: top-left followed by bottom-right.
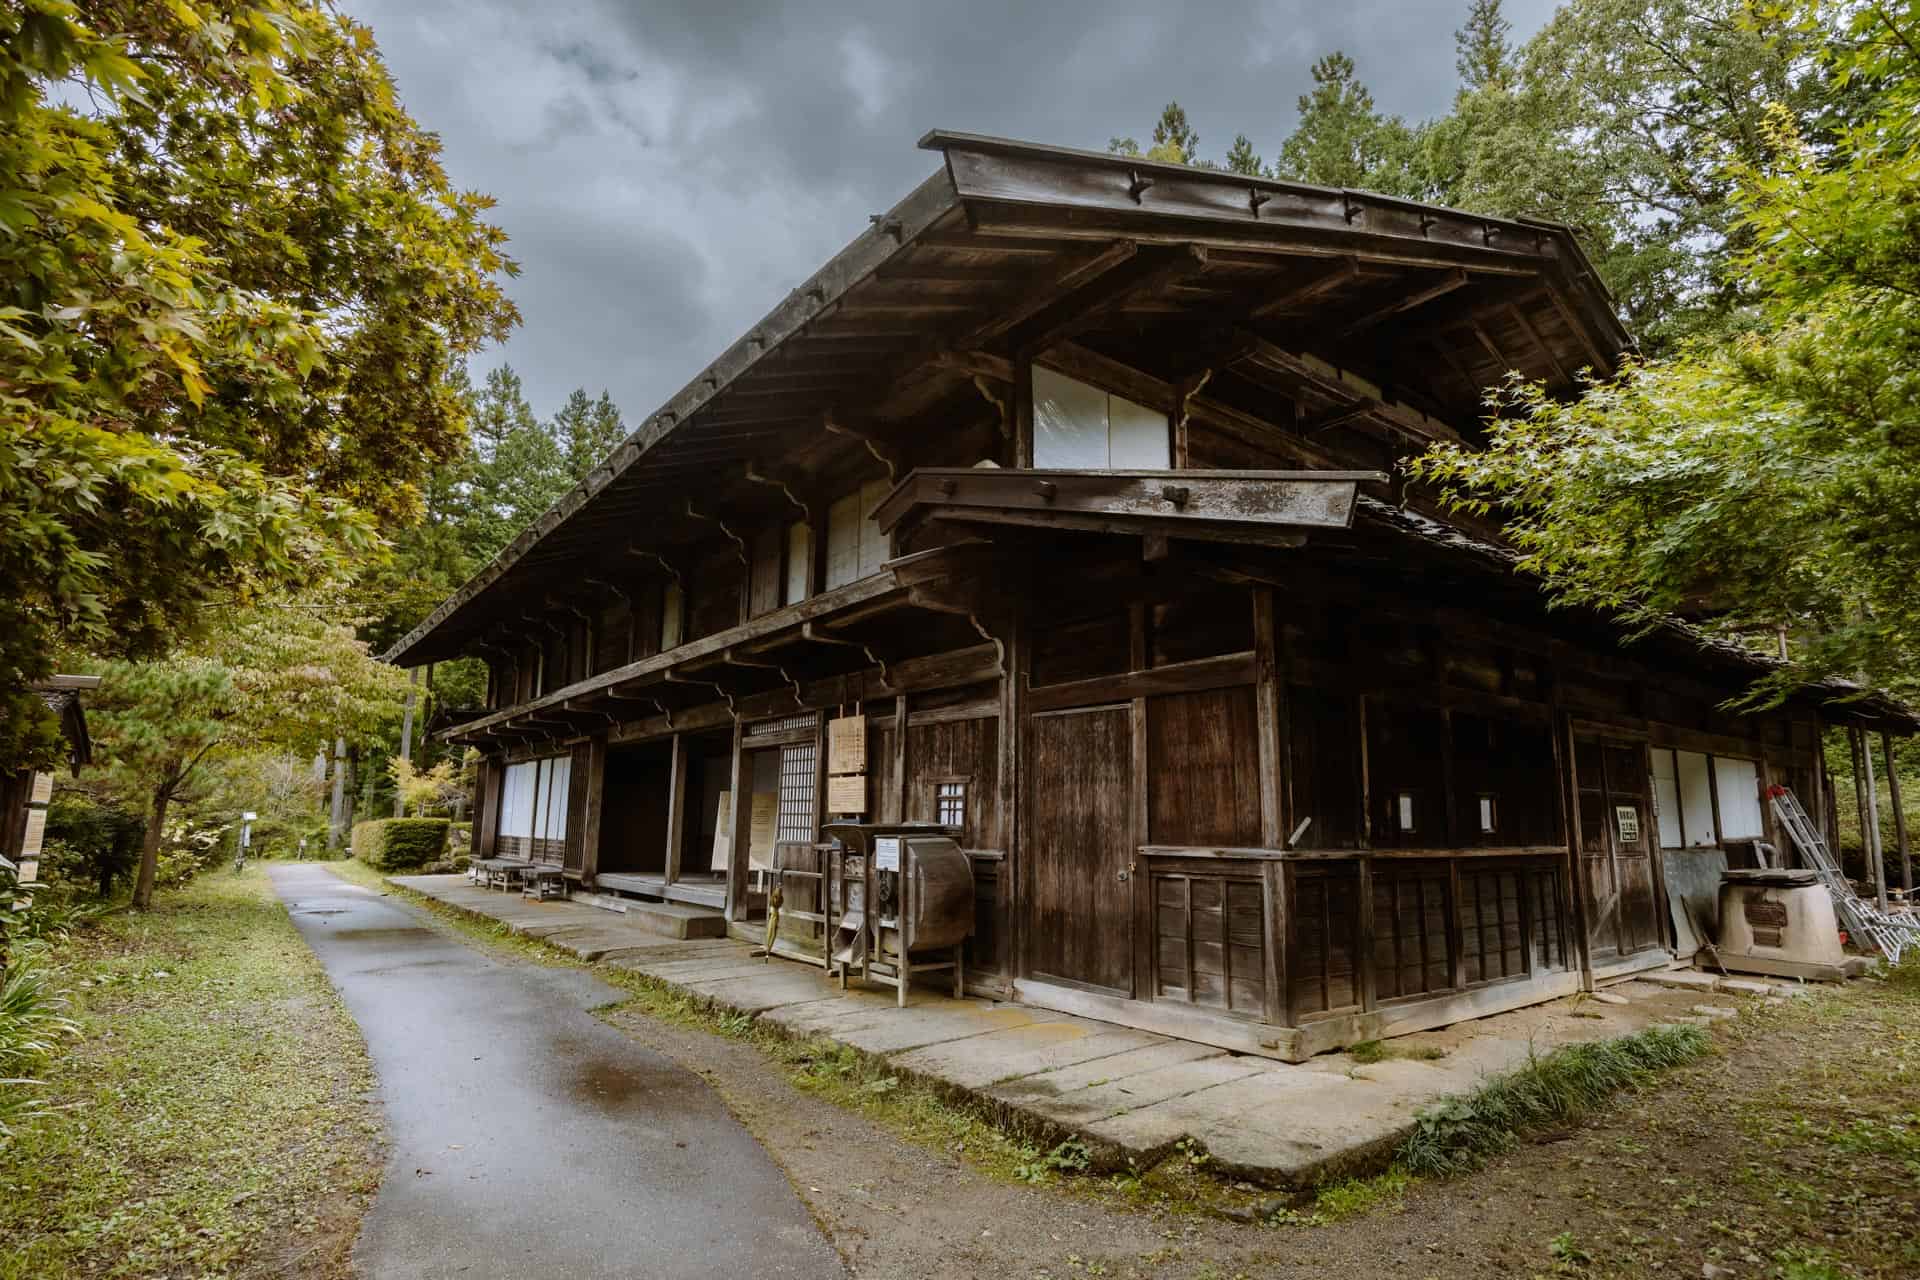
(1252, 586), (1286, 847)
(576, 735), (607, 882)
(725, 719), (751, 921)
(1884, 731), (1912, 898)
(892, 694), (909, 823)
(1000, 610), (1025, 982)
(1012, 355), (1035, 468)
(663, 732), (687, 885)
(1860, 726), (1888, 910)
(1129, 602), (1149, 1002)
(1848, 727), (1871, 885)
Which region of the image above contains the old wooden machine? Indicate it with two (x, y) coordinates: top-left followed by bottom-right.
(824, 822), (973, 1005)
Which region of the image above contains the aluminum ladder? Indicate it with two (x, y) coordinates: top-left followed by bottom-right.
(1768, 786), (1918, 964)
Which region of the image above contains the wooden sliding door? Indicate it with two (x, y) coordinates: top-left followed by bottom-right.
(1573, 733), (1665, 964)
(1024, 706), (1134, 995)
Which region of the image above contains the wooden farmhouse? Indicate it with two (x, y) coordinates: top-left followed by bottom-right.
(390, 133), (1915, 1059)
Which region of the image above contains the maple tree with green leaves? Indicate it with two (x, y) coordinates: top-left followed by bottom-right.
(0, 0), (518, 774)
(1416, 0), (1920, 701)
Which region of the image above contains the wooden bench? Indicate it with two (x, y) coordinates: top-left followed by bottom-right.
(522, 865), (567, 901)
(473, 857), (535, 893)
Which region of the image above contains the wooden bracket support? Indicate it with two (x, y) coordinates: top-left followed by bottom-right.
(822, 414), (903, 486)
(686, 500), (750, 567)
(744, 462), (810, 519)
(625, 546), (683, 585)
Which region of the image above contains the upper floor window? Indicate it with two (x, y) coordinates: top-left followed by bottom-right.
(825, 478), (890, 590)
(661, 580), (684, 650)
(1033, 365), (1169, 470)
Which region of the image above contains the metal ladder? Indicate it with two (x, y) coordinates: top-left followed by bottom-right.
(1768, 786), (1917, 964)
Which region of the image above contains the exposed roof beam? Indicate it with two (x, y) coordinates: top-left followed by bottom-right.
(1338, 268), (1470, 337)
(1006, 244), (1209, 356)
(950, 239), (1138, 350)
(1506, 303), (1571, 386)
(1250, 255), (1366, 319)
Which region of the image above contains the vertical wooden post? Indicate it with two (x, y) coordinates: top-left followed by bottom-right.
(1012, 356), (1035, 468)
(1264, 860), (1290, 1027)
(577, 735), (607, 884)
(1129, 602), (1149, 1002)
(1000, 610), (1025, 982)
(1848, 727), (1872, 886)
(1883, 731), (1912, 898)
(1252, 587), (1286, 847)
(892, 694), (909, 823)
(1704, 754), (1725, 846)
(1356, 854), (1376, 1012)
(725, 719), (751, 922)
(1354, 695), (1372, 849)
(1437, 708), (1459, 847)
(1860, 726), (1888, 910)
(664, 732), (687, 886)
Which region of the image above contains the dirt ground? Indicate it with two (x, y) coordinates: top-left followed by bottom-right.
(601, 968), (1920, 1280)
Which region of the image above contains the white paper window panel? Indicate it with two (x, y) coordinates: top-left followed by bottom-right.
(661, 582), (684, 649)
(538, 756), (572, 842)
(1675, 751), (1715, 847)
(1033, 365), (1110, 469)
(1108, 393), (1171, 467)
(823, 479), (891, 589)
(1714, 756), (1764, 839)
(785, 521), (811, 603)
(824, 490), (864, 589)
(858, 478), (889, 577)
(500, 761), (537, 839)
(1650, 749), (1685, 850)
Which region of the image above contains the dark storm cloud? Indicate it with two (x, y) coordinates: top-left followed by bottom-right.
(345, 0), (1559, 421)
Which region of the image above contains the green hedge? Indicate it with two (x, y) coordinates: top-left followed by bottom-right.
(350, 818), (450, 871)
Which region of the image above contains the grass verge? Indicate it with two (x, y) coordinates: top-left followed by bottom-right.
(1396, 1022), (1711, 1176)
(0, 868), (382, 1280)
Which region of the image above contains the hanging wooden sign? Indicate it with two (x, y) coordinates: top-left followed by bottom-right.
(1614, 805), (1641, 845)
(827, 773), (868, 815)
(827, 714), (867, 775)
(748, 790), (780, 869)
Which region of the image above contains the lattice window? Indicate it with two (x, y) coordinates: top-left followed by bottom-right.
(750, 713), (817, 739)
(935, 780), (967, 828)
(776, 740), (817, 845)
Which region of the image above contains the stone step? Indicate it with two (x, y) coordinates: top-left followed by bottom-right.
(1639, 968), (1720, 991)
(617, 898), (729, 940)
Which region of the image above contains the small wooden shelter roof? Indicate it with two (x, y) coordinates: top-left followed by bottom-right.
(388, 131), (1630, 669)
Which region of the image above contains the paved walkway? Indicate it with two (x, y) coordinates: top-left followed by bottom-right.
(270, 864), (843, 1280)
(390, 874), (1805, 1188)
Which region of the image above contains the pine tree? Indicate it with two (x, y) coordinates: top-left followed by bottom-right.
(1456, 0), (1513, 91)
(1275, 53), (1418, 193)
(552, 389), (627, 483)
(1150, 102), (1199, 164)
(1224, 133), (1266, 176)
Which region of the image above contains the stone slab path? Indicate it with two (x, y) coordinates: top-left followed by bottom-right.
(389, 873), (1799, 1187)
(275, 865), (844, 1279)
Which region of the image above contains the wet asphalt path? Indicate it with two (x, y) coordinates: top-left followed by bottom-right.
(270, 864), (844, 1280)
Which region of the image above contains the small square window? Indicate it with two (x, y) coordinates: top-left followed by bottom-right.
(935, 781), (967, 828)
(1478, 794), (1498, 835)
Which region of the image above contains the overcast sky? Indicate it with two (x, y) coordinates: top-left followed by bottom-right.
(345, 0), (1559, 423)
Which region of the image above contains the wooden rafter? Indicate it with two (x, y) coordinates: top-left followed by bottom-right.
(1006, 244), (1209, 356)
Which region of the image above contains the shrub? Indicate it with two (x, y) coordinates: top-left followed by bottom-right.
(350, 818), (450, 871)
(39, 793), (143, 898)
